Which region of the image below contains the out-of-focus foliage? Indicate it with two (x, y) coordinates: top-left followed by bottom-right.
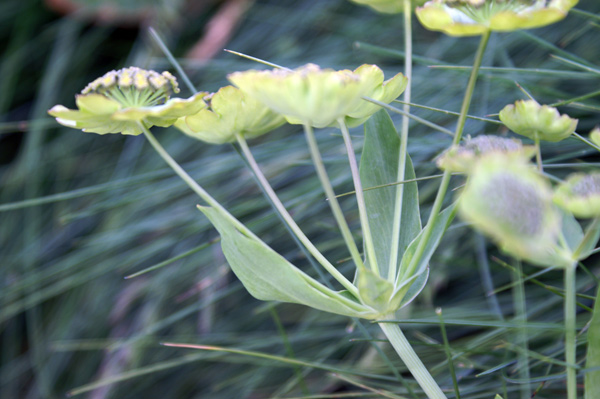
(1, 0), (599, 398)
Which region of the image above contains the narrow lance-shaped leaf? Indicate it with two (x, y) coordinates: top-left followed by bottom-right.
(199, 206), (376, 319)
(360, 109), (421, 279)
(392, 203), (457, 305)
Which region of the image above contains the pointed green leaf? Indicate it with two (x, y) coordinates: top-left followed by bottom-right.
(360, 109), (421, 279)
(561, 210), (584, 252)
(585, 286), (600, 399)
(397, 203), (457, 285)
(199, 206), (375, 319)
(575, 218), (600, 261)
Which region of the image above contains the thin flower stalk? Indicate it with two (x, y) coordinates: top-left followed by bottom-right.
(400, 30), (491, 283)
(565, 261), (577, 399)
(235, 132), (359, 296)
(389, 0), (414, 281)
(338, 117), (379, 274)
(303, 123), (367, 272)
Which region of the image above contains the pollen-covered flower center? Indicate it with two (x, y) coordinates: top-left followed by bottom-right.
(483, 173), (544, 236)
(441, 0), (544, 24)
(572, 174), (600, 198)
(82, 67), (180, 108)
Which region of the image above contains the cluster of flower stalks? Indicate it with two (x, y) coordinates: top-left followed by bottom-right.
(48, 0), (595, 398)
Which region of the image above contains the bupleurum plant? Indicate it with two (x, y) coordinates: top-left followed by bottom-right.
(46, 0), (599, 397)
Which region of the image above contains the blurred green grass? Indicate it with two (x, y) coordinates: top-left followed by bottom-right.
(1, 0), (600, 398)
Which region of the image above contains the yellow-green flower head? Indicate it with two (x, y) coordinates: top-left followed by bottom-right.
(174, 86), (286, 144)
(436, 134), (535, 173)
(499, 100), (577, 142)
(228, 64), (406, 129)
(228, 64), (363, 128)
(48, 67), (207, 136)
(458, 153), (566, 267)
(416, 0), (578, 36)
(554, 173), (600, 219)
(343, 64), (408, 128)
(348, 0), (427, 14)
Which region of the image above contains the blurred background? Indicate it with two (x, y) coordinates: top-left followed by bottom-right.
(1, 0), (600, 398)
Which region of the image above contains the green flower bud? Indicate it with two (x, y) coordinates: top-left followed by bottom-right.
(436, 135), (535, 173)
(416, 0), (578, 37)
(499, 100), (577, 142)
(554, 173), (600, 218)
(48, 67), (207, 135)
(348, 0), (427, 14)
(174, 86), (286, 144)
(228, 63), (405, 129)
(458, 153), (567, 267)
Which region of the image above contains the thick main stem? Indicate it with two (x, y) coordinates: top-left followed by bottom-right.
(235, 133), (359, 296)
(388, 0), (413, 282)
(400, 30), (491, 283)
(379, 321), (447, 399)
(565, 263), (577, 399)
(338, 118), (379, 275)
(303, 123), (366, 271)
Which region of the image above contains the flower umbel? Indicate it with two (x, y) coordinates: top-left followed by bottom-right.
(48, 67), (207, 135)
(499, 100), (578, 142)
(228, 63), (406, 128)
(458, 153), (567, 267)
(416, 0), (578, 36)
(554, 173), (600, 219)
(174, 86), (286, 144)
(436, 134), (535, 173)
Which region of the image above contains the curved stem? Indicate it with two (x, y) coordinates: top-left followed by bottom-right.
(379, 320), (447, 399)
(400, 30), (491, 283)
(303, 123), (366, 271)
(388, 0), (413, 282)
(235, 132), (359, 296)
(338, 118), (379, 275)
(139, 123), (260, 243)
(565, 262), (577, 399)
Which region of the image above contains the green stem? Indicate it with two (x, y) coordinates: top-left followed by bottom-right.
(303, 123), (366, 271)
(400, 30), (491, 284)
(235, 132), (359, 296)
(139, 124), (259, 243)
(338, 118), (378, 275)
(379, 320), (447, 399)
(534, 134), (543, 172)
(565, 262), (577, 399)
(388, 0), (413, 282)
(512, 260), (531, 399)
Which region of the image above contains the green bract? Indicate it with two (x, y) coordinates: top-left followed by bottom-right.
(228, 64), (405, 128)
(416, 0), (578, 36)
(348, 0), (427, 13)
(174, 86), (285, 144)
(343, 65), (408, 128)
(499, 100), (577, 142)
(48, 67), (207, 136)
(436, 135), (535, 173)
(458, 153), (568, 267)
(554, 173), (600, 219)
(590, 126), (600, 148)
